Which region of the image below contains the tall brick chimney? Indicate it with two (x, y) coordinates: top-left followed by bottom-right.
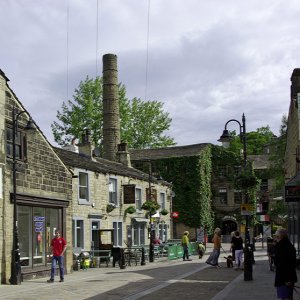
(102, 54), (121, 161)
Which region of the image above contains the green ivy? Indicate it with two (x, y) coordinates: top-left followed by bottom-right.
(152, 145), (214, 232)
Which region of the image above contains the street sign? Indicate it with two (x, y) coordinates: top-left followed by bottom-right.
(241, 204), (254, 216)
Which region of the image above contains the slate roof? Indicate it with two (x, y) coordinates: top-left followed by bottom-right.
(130, 143), (211, 161)
(54, 147), (152, 181)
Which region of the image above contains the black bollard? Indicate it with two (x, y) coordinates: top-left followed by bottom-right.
(141, 247), (146, 266)
(244, 245), (253, 281)
(120, 248), (126, 269)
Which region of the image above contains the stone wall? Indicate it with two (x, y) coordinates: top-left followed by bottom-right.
(1, 75), (73, 283)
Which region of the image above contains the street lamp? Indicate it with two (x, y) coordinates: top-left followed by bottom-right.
(148, 161), (155, 263)
(10, 105), (35, 285)
(218, 113), (253, 281)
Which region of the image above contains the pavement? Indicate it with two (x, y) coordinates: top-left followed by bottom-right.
(0, 243), (299, 300)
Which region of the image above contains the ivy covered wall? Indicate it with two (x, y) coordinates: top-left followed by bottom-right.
(151, 145), (214, 233)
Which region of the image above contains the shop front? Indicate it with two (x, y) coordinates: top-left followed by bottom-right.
(15, 194), (68, 279)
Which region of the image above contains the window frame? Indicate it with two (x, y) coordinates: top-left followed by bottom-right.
(6, 125), (27, 161)
(159, 192), (166, 210)
(135, 187), (142, 210)
(109, 177), (118, 206)
(73, 218), (84, 250)
(219, 187), (228, 204)
(78, 171), (90, 204)
(113, 221), (122, 247)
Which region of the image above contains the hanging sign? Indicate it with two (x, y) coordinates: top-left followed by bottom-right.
(171, 211), (179, 218)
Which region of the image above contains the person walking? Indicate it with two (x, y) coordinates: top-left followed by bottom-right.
(274, 228), (297, 300)
(47, 229), (67, 283)
(206, 228), (222, 267)
(182, 231), (192, 261)
(231, 231), (243, 270)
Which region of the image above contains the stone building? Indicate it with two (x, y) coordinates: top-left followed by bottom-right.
(284, 68), (300, 253)
(0, 69), (73, 283)
(130, 143), (213, 241)
(54, 140), (172, 254)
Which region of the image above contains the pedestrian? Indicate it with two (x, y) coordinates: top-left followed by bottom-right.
(182, 231), (192, 261)
(231, 231), (243, 270)
(230, 231), (236, 261)
(206, 228), (222, 267)
(47, 229), (67, 283)
(153, 236), (161, 245)
(274, 228), (297, 300)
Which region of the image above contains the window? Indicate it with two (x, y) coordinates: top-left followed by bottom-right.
(160, 192), (166, 210)
(158, 224), (168, 242)
(6, 126), (27, 160)
(18, 206), (62, 268)
(73, 219), (84, 249)
(78, 172), (89, 202)
(135, 188), (142, 210)
(219, 188), (227, 204)
(113, 222), (122, 247)
(133, 223), (145, 246)
(260, 179), (268, 191)
(109, 178), (118, 205)
(234, 190), (243, 204)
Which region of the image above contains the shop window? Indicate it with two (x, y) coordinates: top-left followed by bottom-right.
(6, 126), (27, 161)
(135, 188), (142, 210)
(78, 172), (89, 203)
(160, 192), (166, 210)
(133, 223), (145, 246)
(18, 206), (61, 269)
(219, 188), (228, 204)
(73, 219), (84, 249)
(109, 178), (118, 206)
(113, 221), (122, 247)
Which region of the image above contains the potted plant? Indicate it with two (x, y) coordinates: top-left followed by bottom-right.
(141, 200), (160, 215)
(124, 205), (136, 218)
(160, 209), (169, 216)
(106, 203), (116, 213)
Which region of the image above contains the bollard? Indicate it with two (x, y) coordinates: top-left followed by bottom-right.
(141, 247), (146, 266)
(120, 248), (126, 269)
(244, 245), (253, 281)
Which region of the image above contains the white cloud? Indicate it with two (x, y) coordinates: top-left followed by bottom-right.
(1, 0), (299, 147)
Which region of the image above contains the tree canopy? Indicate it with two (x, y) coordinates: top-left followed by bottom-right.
(226, 125), (275, 155)
(51, 76), (175, 150)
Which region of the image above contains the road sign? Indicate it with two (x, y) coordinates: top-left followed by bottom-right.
(240, 204), (254, 216)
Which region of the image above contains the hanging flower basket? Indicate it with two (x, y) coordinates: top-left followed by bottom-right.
(160, 209), (169, 216)
(141, 200), (160, 215)
(125, 206), (136, 214)
(106, 204), (116, 213)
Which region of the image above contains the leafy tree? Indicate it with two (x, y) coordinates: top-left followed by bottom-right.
(51, 76), (175, 149)
(227, 125), (274, 155)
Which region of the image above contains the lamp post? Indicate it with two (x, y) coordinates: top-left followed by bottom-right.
(10, 105), (35, 285)
(148, 161), (155, 263)
(218, 113), (253, 281)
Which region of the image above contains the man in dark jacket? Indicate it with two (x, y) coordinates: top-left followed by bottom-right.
(274, 229), (297, 300)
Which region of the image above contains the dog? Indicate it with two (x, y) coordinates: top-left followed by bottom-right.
(224, 255), (234, 268)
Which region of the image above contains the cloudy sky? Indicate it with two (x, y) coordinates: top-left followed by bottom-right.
(1, 0), (299, 147)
